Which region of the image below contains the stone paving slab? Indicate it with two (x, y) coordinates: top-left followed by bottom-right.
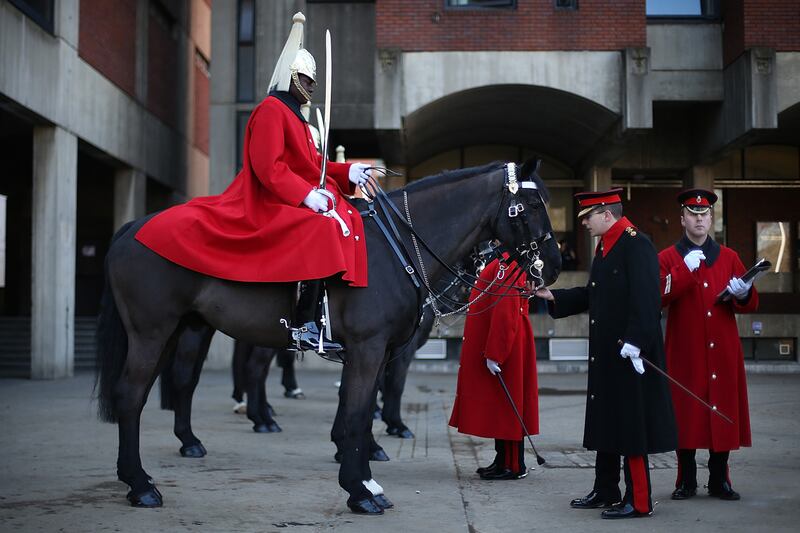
(0, 370), (798, 532)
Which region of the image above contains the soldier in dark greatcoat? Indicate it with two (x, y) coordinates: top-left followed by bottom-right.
(659, 189), (758, 501)
(535, 189), (677, 519)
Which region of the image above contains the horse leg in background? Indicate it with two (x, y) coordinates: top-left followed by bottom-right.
(247, 345), (281, 433)
(332, 376), (390, 463)
(168, 318), (215, 457)
(278, 349), (304, 399)
(231, 339), (248, 413)
(335, 340), (391, 514)
(381, 342), (416, 439)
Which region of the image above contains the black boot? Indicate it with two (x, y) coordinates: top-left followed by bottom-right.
(290, 280), (343, 353)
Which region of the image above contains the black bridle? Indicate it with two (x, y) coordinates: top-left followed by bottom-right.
(361, 163), (553, 316)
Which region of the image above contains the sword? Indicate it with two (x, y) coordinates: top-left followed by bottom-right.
(495, 372), (546, 466)
(318, 29), (332, 190)
(616, 340), (733, 424)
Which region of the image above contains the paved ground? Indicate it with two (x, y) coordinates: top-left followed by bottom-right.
(1, 368), (798, 532)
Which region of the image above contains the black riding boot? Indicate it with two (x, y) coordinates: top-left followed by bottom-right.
(290, 280), (343, 353)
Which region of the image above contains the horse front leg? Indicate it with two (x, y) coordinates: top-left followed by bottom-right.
(335, 342), (388, 514)
(171, 324), (214, 457)
(115, 337), (168, 507)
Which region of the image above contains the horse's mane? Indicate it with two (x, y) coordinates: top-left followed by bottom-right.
(401, 162), (505, 195)
(400, 160), (550, 203)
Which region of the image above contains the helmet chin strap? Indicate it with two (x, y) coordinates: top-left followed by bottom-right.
(291, 70), (312, 103)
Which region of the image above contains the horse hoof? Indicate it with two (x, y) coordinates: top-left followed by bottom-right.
(179, 443), (207, 457)
(370, 448), (390, 462)
(373, 494), (394, 509)
(266, 422), (282, 432)
(386, 427), (398, 436)
(347, 497), (384, 515)
(127, 486), (163, 508)
(267, 404), (276, 417)
(397, 428), (415, 439)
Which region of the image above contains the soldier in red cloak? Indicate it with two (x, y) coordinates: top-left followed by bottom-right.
(659, 189), (758, 501)
(449, 250), (540, 480)
(135, 13), (369, 353)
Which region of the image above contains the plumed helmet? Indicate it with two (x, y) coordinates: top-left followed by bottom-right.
(268, 12), (310, 92)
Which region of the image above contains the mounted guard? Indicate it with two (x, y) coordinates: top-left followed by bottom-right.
(135, 12), (370, 353)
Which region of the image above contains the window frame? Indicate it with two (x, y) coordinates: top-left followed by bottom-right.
(444, 0), (517, 11)
(8, 0), (54, 34)
(236, 0), (256, 103)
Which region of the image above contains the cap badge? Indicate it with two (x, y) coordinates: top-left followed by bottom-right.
(696, 195), (702, 203)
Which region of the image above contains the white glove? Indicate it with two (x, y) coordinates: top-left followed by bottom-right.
(486, 358), (501, 375)
(302, 189), (330, 213)
(727, 276), (753, 299)
(348, 162), (370, 186)
(620, 342), (645, 375)
(683, 249), (706, 272)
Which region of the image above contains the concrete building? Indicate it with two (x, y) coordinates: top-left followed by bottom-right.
(211, 0), (799, 366)
(0, 0), (211, 377)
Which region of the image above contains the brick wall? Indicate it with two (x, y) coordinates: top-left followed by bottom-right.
(376, 0), (646, 51)
(193, 51), (210, 155)
(743, 0), (800, 51)
(78, 0), (137, 97)
(147, 5), (180, 129)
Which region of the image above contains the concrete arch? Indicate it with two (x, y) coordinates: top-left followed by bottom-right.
(403, 84), (619, 171)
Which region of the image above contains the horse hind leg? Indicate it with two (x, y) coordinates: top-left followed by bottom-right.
(249, 346), (281, 433)
(169, 320), (214, 457)
(381, 346), (415, 439)
(115, 334), (174, 507)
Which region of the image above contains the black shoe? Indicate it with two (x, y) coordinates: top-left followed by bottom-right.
(601, 502), (652, 519)
(570, 490), (620, 509)
(708, 481), (740, 500)
(476, 462), (498, 475)
(479, 468), (527, 480)
(292, 322), (343, 353)
(671, 484), (697, 500)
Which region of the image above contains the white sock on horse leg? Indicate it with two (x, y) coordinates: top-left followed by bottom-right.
(362, 478), (384, 496)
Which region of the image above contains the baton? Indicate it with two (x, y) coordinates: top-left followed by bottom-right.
(616, 340), (733, 425)
(495, 372), (545, 466)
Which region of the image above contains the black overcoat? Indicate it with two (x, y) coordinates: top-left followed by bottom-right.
(550, 225), (677, 456)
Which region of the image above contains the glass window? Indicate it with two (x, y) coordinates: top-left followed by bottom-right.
(8, 0), (54, 33)
(236, 111), (250, 172)
(646, 0), (718, 17)
(236, 0), (255, 102)
(446, 0), (516, 8)
(554, 0), (578, 10)
(755, 221), (793, 293)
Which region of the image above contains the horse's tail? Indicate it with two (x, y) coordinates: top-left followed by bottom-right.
(94, 222), (134, 423)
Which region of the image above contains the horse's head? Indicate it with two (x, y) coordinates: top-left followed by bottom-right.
(490, 158), (561, 288)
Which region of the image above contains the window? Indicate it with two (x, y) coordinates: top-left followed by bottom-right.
(8, 0), (54, 33)
(646, 0), (719, 18)
(445, 0), (516, 9)
(755, 222), (793, 293)
(236, 111), (250, 171)
(236, 0), (255, 102)
(554, 0), (578, 10)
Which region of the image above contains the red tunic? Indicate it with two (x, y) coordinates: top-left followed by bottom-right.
(449, 258), (539, 440)
(659, 241), (757, 451)
(135, 95), (367, 286)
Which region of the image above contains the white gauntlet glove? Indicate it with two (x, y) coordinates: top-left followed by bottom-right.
(348, 162), (370, 186)
(727, 276), (753, 299)
(485, 358), (501, 376)
(302, 189), (330, 213)
(620, 343), (645, 375)
(683, 249), (706, 272)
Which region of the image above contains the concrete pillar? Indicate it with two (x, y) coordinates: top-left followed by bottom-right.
(623, 47), (653, 131)
(114, 168), (147, 231)
(55, 0), (79, 49)
(686, 165), (715, 190)
(31, 126), (77, 379)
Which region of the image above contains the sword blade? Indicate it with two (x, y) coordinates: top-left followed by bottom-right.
(318, 29), (332, 190)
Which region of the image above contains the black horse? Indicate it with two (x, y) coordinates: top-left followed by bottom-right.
(95, 160), (560, 514)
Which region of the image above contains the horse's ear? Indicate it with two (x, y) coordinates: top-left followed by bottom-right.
(520, 157), (542, 180)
